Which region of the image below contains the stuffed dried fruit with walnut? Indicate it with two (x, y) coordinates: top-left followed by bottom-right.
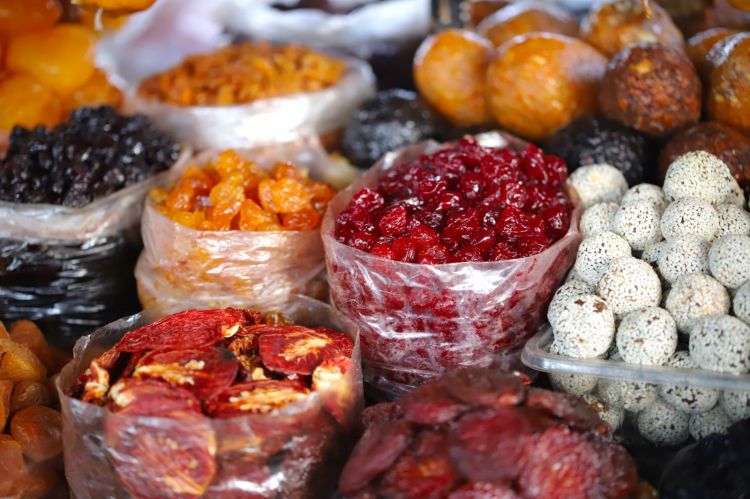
(340, 366), (639, 498)
(324, 136), (581, 390)
(0, 319), (71, 499)
(66, 307), (360, 499)
(151, 149), (334, 232)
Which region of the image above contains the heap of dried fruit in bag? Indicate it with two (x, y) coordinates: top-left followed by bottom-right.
(151, 150), (335, 231)
(69, 308), (356, 498)
(335, 138), (572, 262)
(137, 42), (346, 106)
(340, 366), (638, 498)
(0, 319), (72, 498)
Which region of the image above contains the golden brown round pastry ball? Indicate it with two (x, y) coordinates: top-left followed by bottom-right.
(706, 33), (750, 135)
(658, 121), (750, 192)
(477, 1), (579, 48)
(687, 28), (741, 80)
(581, 0), (684, 57)
(414, 29), (493, 127)
(599, 43), (701, 138)
(486, 33), (607, 142)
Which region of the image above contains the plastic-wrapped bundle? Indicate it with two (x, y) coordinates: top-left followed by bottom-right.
(57, 298), (362, 499)
(322, 135), (581, 393)
(135, 143), (339, 319)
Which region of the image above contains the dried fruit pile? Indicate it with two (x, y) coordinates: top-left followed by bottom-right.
(0, 106), (180, 207)
(335, 138), (572, 263)
(137, 42), (346, 106)
(68, 308), (358, 498)
(546, 151), (750, 446)
(0, 319), (71, 498)
(340, 366), (638, 498)
(152, 150), (334, 231)
(0, 0), (123, 131)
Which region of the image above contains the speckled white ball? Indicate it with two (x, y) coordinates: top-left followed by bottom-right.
(550, 372), (598, 395)
(720, 390), (750, 423)
(689, 406), (732, 440)
(612, 201), (663, 250)
(622, 183), (668, 213)
(596, 257), (661, 316)
(580, 202), (618, 239)
(637, 399), (690, 445)
(663, 151), (742, 206)
(574, 231), (632, 285)
(568, 164), (628, 209)
(659, 351), (719, 413)
(657, 237), (710, 284)
(616, 307), (677, 366)
(551, 294), (616, 358)
(661, 198), (719, 242)
(708, 235), (750, 289)
(690, 315), (750, 374)
(617, 380), (658, 412)
(583, 393), (625, 430)
(716, 203), (750, 238)
(665, 273), (730, 333)
(642, 241), (667, 265)
(734, 281), (750, 325)
(547, 279), (594, 325)
(597, 378), (623, 408)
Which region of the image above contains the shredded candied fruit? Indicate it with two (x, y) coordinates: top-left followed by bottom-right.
(152, 150), (334, 231)
(137, 42), (347, 106)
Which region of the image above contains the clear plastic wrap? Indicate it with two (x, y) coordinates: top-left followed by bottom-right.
(135, 144), (338, 319)
(122, 57), (375, 151)
(57, 297), (363, 499)
(0, 151), (190, 347)
(322, 134), (582, 392)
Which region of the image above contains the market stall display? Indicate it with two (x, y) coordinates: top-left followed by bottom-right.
(60, 301), (362, 499)
(0, 106), (183, 347)
(0, 319), (71, 498)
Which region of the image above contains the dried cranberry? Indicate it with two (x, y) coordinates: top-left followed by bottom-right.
(500, 181), (528, 209)
(459, 171), (486, 201)
(371, 243), (395, 259)
(541, 205), (570, 240)
(392, 237), (417, 263)
(453, 246), (485, 262)
(350, 232), (377, 252)
(418, 244), (450, 264)
(491, 240), (520, 261)
(497, 208), (545, 239)
(379, 205), (410, 236)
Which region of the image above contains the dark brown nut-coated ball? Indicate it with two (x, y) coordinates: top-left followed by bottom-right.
(486, 33), (607, 142)
(687, 28), (742, 81)
(477, 0), (579, 48)
(706, 33), (750, 135)
(414, 29), (493, 127)
(659, 122), (750, 194)
(581, 0), (685, 57)
(599, 43), (702, 138)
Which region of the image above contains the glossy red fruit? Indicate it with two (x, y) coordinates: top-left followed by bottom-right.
(448, 482), (522, 499)
(400, 380), (470, 425)
(444, 367), (524, 410)
(132, 347), (239, 400)
(379, 205), (410, 236)
(108, 378), (201, 415)
(339, 420), (414, 495)
(205, 380), (310, 417)
(258, 325), (353, 375)
(524, 389), (606, 433)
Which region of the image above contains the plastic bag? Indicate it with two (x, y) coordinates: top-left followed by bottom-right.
(322, 134), (582, 392)
(121, 57), (375, 151)
(57, 297), (363, 499)
(0, 151), (189, 348)
(135, 143), (339, 319)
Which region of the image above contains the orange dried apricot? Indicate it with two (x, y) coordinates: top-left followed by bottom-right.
(9, 320), (47, 360)
(0, 339), (47, 382)
(7, 24), (96, 96)
(238, 199), (281, 231)
(0, 380), (12, 431)
(15, 462), (59, 499)
(0, 74), (62, 130)
(10, 406), (63, 461)
(258, 177), (313, 213)
(282, 209), (321, 230)
(74, 0), (156, 12)
(10, 381), (52, 415)
(0, 434), (25, 497)
(65, 69), (123, 113)
(0, 0), (61, 35)
(0, 322), (9, 341)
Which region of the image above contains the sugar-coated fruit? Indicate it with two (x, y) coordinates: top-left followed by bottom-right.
(708, 234), (750, 289)
(550, 294), (615, 359)
(616, 307), (676, 366)
(690, 315), (750, 374)
(665, 273), (730, 333)
(612, 201), (662, 250)
(663, 151), (743, 206)
(574, 231), (631, 285)
(687, 28), (742, 80)
(659, 351), (720, 414)
(637, 399), (690, 446)
(568, 164), (628, 209)
(689, 406), (733, 440)
(734, 281), (750, 324)
(596, 256), (661, 316)
(716, 204), (750, 237)
(582, 393), (624, 430)
(661, 198), (719, 242)
(657, 237), (710, 284)
(549, 372), (598, 396)
(547, 279), (593, 326)
(721, 390), (750, 423)
(580, 202), (618, 239)
(621, 183), (667, 214)
(477, 0), (579, 48)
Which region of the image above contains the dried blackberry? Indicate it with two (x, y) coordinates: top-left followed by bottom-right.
(659, 419), (750, 498)
(0, 106), (180, 207)
(545, 117), (655, 185)
(340, 89), (445, 168)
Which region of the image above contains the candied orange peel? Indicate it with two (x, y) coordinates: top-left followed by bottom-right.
(137, 42), (347, 106)
(152, 150), (334, 232)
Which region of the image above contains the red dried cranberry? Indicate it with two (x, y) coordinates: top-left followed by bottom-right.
(453, 246), (485, 262)
(436, 192), (463, 212)
(379, 205), (410, 237)
(497, 208), (545, 239)
(500, 181), (528, 209)
(418, 244), (450, 264)
(409, 224), (440, 249)
(492, 240), (519, 260)
(392, 237), (418, 262)
(371, 243), (395, 259)
(541, 206), (570, 240)
(350, 232), (377, 252)
(459, 171), (486, 201)
(517, 235), (550, 258)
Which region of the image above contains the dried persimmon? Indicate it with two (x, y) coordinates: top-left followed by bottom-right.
(258, 326), (353, 375)
(205, 380), (309, 418)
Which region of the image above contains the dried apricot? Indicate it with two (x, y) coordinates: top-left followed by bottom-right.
(109, 378), (201, 415)
(0, 339), (47, 382)
(37, 346), (71, 375)
(6, 24), (96, 96)
(0, 74), (62, 130)
(15, 463), (59, 499)
(0, 0), (61, 35)
(258, 325), (353, 375)
(65, 69), (123, 112)
(0, 380), (12, 431)
(105, 410), (217, 498)
(0, 434), (25, 497)
(281, 208), (320, 230)
(0, 322), (9, 340)
(258, 177), (313, 213)
(10, 406), (63, 461)
(10, 381), (51, 415)
(132, 347), (239, 400)
(205, 379), (309, 417)
(9, 320), (47, 360)
(238, 199), (281, 231)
